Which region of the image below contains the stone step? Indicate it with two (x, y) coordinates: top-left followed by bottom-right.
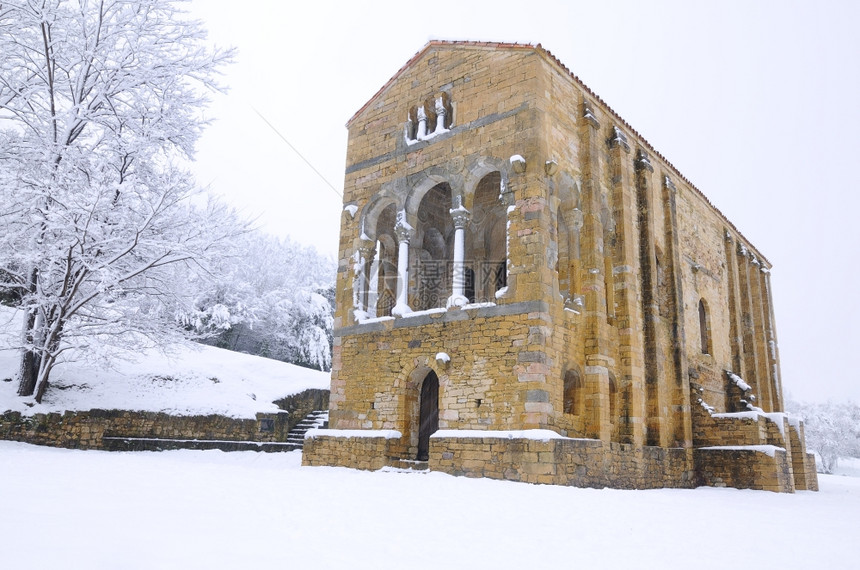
(284, 410), (329, 450)
(101, 436), (300, 453)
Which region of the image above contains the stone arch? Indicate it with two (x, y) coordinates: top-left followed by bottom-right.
(401, 361), (445, 460)
(413, 182), (454, 310)
(562, 366), (584, 416)
(465, 171), (507, 303)
(359, 187), (402, 242)
(555, 176), (583, 307)
(374, 232), (397, 317)
(699, 297), (711, 355)
(462, 155), (512, 208)
(404, 167), (462, 222)
(608, 371), (620, 442)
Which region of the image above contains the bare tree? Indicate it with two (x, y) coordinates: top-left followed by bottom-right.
(788, 399), (860, 473)
(0, 0), (236, 402)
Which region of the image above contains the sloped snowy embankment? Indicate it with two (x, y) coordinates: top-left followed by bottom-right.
(0, 307), (329, 418)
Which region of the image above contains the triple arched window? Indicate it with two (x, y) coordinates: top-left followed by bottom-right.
(357, 172), (507, 319)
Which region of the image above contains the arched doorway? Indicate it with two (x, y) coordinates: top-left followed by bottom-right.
(417, 370), (439, 461)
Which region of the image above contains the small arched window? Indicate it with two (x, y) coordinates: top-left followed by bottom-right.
(698, 298), (711, 355)
(608, 372), (618, 421)
(563, 369), (582, 416)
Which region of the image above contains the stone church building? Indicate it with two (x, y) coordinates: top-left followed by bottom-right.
(303, 41), (818, 492)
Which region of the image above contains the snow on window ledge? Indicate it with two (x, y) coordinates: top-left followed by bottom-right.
(357, 316), (394, 325)
(400, 307), (447, 318)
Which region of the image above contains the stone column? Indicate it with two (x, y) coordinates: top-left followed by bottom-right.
(447, 205), (471, 308)
(635, 149), (668, 447)
(357, 239), (376, 317)
(662, 176), (691, 448)
(366, 241), (381, 319)
(434, 97), (448, 135)
(761, 269), (785, 411)
(608, 126), (645, 447)
(392, 212), (414, 317)
(579, 100), (610, 443)
(724, 232), (746, 381)
(749, 255), (773, 411)
(736, 243), (761, 400)
(416, 105), (428, 140)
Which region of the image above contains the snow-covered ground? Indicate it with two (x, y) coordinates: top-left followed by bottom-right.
(0, 308), (329, 418)
(1, 443), (858, 569)
(834, 456), (860, 478)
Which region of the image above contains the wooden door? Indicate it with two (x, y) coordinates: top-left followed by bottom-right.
(417, 371), (439, 461)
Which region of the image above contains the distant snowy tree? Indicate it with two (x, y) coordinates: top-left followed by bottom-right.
(0, 0), (235, 401)
(788, 399), (860, 473)
(179, 232), (335, 370)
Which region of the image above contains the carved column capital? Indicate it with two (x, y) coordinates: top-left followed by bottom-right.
(582, 100), (600, 129)
(663, 176), (676, 192)
(609, 126), (630, 153)
(635, 149), (654, 173)
(449, 206), (472, 229)
(358, 239), (376, 260)
(394, 211), (414, 243)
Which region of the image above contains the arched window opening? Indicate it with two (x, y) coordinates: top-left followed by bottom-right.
(467, 172), (506, 303)
(557, 209), (570, 297)
(699, 298), (711, 355)
(608, 372), (618, 421)
(414, 183), (453, 311)
(563, 369), (583, 416)
(556, 206), (582, 309)
(370, 205), (398, 317)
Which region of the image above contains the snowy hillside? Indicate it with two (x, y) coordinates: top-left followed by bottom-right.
(0, 307), (329, 418)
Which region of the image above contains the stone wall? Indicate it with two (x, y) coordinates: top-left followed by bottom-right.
(302, 430), (400, 471)
(427, 433), (695, 489)
(695, 447), (794, 493)
(0, 388), (328, 450)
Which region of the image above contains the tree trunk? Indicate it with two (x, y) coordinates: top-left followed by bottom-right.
(16, 304), (39, 397)
(16, 349), (39, 397)
(34, 370), (50, 403)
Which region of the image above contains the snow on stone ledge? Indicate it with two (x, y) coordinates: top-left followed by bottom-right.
(712, 410), (789, 436)
(432, 429), (575, 442)
(727, 371), (752, 392)
(358, 315), (394, 324)
(462, 302), (495, 310)
(304, 428), (402, 440)
(697, 445), (785, 458)
(400, 307), (447, 318)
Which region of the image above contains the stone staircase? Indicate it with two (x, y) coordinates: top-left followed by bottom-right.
(285, 410), (329, 449)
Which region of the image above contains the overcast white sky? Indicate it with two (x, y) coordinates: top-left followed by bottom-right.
(187, 0), (860, 404)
